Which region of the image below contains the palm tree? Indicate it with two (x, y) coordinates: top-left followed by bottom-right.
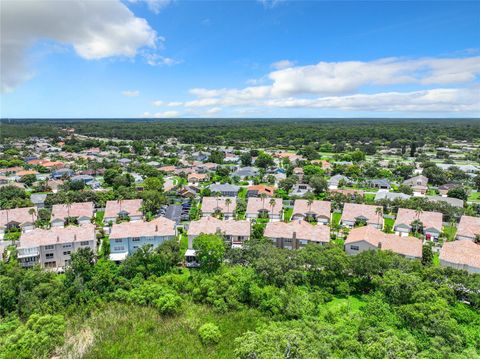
(260, 193), (267, 210)
(269, 198), (276, 218)
(375, 207), (383, 228)
(28, 208), (36, 224)
(225, 198), (232, 217)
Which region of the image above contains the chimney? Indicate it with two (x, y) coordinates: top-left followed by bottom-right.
(155, 225), (158, 232)
(74, 234), (77, 241)
(292, 231), (297, 240)
(56, 235), (60, 242)
(378, 241), (382, 249)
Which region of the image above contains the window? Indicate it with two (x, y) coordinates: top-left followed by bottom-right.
(80, 241), (89, 246)
(114, 239), (122, 243)
(350, 245), (359, 251)
(113, 246), (125, 251)
(44, 245), (54, 250)
(63, 244), (72, 248)
(44, 261), (56, 268)
(284, 238), (292, 244)
(132, 237), (140, 242)
(46, 253), (54, 259)
(63, 251), (71, 256)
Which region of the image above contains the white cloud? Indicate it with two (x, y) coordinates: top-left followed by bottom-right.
(153, 110), (180, 118)
(1, 0), (158, 92)
(206, 107), (222, 114)
(145, 0), (173, 14)
(257, 0), (285, 9)
(144, 53), (181, 66)
(152, 100), (164, 106)
(122, 90), (140, 97)
(271, 60), (296, 70)
(167, 101), (183, 107)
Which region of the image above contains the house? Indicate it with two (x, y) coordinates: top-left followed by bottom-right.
(30, 193), (47, 209)
(344, 226), (422, 259)
(17, 224), (96, 270)
(246, 197), (283, 221)
(104, 199), (143, 224)
(426, 195), (464, 208)
(437, 163), (479, 173)
(247, 185), (275, 198)
(159, 165), (176, 173)
(293, 167), (304, 182)
(367, 179), (391, 190)
(118, 158), (132, 166)
(439, 240), (480, 273)
(71, 174), (96, 186)
(328, 175), (350, 189)
(208, 183), (240, 197)
(274, 152), (304, 165)
(329, 189), (365, 198)
(456, 215), (480, 241)
(46, 179), (63, 193)
(291, 200), (331, 224)
(375, 191), (411, 202)
(178, 186), (200, 198)
(290, 184), (314, 197)
(394, 208), (442, 240)
(109, 217), (176, 262)
(188, 173), (208, 184)
(0, 207), (37, 234)
(341, 203), (383, 229)
(403, 175), (428, 196)
(51, 202), (94, 227)
(233, 166), (259, 179)
(311, 160), (332, 172)
(264, 220), (330, 249)
(187, 216), (250, 248)
(201, 197), (237, 219)
(52, 168), (74, 180)
(438, 183), (459, 197)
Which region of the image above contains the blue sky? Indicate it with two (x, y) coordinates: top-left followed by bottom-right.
(1, 0), (479, 118)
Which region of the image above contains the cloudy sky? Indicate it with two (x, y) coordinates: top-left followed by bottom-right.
(1, 0), (479, 118)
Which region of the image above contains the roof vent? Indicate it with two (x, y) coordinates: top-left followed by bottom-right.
(56, 235), (60, 242)
(155, 225), (158, 232)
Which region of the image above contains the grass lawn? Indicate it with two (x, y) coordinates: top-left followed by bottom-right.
(364, 193), (376, 204)
(468, 191), (480, 202)
(283, 207), (293, 222)
(67, 302), (267, 359)
(443, 225), (457, 242)
(332, 212), (342, 227)
(95, 211), (105, 227)
(384, 217), (395, 233)
(321, 296), (366, 314)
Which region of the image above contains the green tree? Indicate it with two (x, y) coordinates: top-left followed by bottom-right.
(193, 234), (225, 272)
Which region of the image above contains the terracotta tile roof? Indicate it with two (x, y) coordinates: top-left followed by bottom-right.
(329, 189), (365, 196)
(188, 216), (250, 237)
(159, 166), (176, 173)
(188, 173), (208, 181)
(456, 216), (480, 239)
(394, 208), (442, 231)
(51, 202), (94, 220)
(0, 207), (37, 227)
(292, 200), (331, 219)
(16, 170), (39, 176)
(344, 226), (384, 246)
(246, 197), (283, 215)
(247, 185), (275, 196)
(440, 240), (480, 269)
(345, 226), (422, 258)
(342, 203), (382, 225)
(19, 223), (95, 248)
(110, 217), (176, 239)
(104, 199), (143, 219)
(264, 220), (330, 243)
(381, 234), (423, 258)
(201, 197), (237, 213)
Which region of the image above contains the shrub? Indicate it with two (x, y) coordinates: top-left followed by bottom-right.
(198, 323), (221, 345)
(154, 292), (183, 315)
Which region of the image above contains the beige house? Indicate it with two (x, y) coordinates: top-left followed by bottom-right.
(109, 217), (176, 261)
(246, 197), (283, 221)
(187, 216), (250, 248)
(201, 196), (237, 219)
(394, 208), (442, 240)
(264, 220), (330, 249)
(104, 199), (143, 224)
(188, 173), (208, 184)
(0, 207), (37, 234)
(291, 200), (331, 224)
(344, 226), (422, 259)
(341, 203), (383, 229)
(51, 202), (94, 227)
(439, 240), (480, 273)
(456, 215), (480, 241)
(17, 224), (96, 270)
